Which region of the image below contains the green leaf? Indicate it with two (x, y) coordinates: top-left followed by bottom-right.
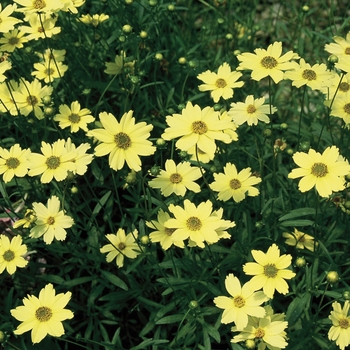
(93, 191), (112, 216)
(100, 270), (128, 290)
(279, 219), (314, 227)
(202, 322), (220, 343)
(279, 208), (316, 221)
(63, 276), (94, 287)
(286, 293), (311, 325)
(155, 314), (184, 325)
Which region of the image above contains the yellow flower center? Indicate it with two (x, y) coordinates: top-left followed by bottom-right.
(191, 121), (208, 135)
(255, 327), (265, 338)
(215, 78), (227, 88)
(47, 216), (55, 225)
(169, 173), (182, 184)
(339, 318), (350, 329)
(5, 157), (20, 169)
(9, 37), (19, 45)
(339, 82), (350, 92)
(35, 306), (52, 322)
(186, 216), (202, 231)
(27, 95), (38, 106)
(34, 0), (46, 9)
(229, 178), (241, 189)
(45, 68), (55, 76)
(3, 249), (15, 262)
(46, 156), (61, 169)
(165, 227), (176, 236)
(302, 69), (317, 81)
(118, 242), (126, 250)
(114, 132), (131, 149)
(344, 103), (350, 114)
(233, 295), (245, 308)
(261, 56), (278, 69)
(345, 48), (350, 55)
(246, 104), (256, 114)
(311, 162), (328, 177)
(263, 263), (278, 278)
(68, 113), (81, 124)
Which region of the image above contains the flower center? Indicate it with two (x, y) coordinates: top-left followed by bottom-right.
(191, 121), (208, 135)
(9, 37), (19, 45)
(344, 103), (350, 114)
(311, 162), (328, 177)
(5, 157), (20, 169)
(345, 48), (350, 55)
(186, 216), (202, 231)
(215, 78), (227, 88)
(165, 227), (176, 236)
(263, 263), (278, 278)
(45, 68), (55, 76)
(169, 173), (182, 184)
(47, 216), (55, 225)
(233, 295), (245, 308)
(302, 69), (317, 81)
(246, 104), (256, 114)
(118, 242), (126, 250)
(339, 82), (350, 92)
(35, 306), (52, 322)
(3, 249), (15, 262)
(68, 113), (81, 124)
(34, 0), (46, 9)
(229, 178), (241, 189)
(27, 95), (38, 106)
(261, 56), (278, 69)
(255, 327), (265, 338)
(339, 318), (350, 329)
(114, 132), (131, 149)
(46, 156), (60, 169)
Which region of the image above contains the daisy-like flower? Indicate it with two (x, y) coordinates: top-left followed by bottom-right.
(164, 199), (234, 248)
(210, 163), (262, 202)
(54, 101), (95, 133)
(32, 60), (68, 83)
(288, 146), (350, 197)
(0, 4), (22, 33)
(28, 139), (76, 183)
(330, 94), (350, 124)
(13, 0), (61, 16)
(148, 159), (202, 197)
(146, 209), (184, 250)
(87, 110), (155, 172)
(0, 144), (31, 183)
(213, 274), (268, 330)
(0, 235), (28, 275)
(30, 195), (74, 244)
(228, 95), (277, 126)
(325, 32), (350, 59)
(100, 228), (140, 268)
(13, 209), (36, 229)
(322, 72), (350, 100)
(38, 48), (66, 63)
(0, 59), (11, 83)
(60, 0), (85, 14)
(0, 29), (28, 52)
(197, 62), (244, 102)
(79, 13), (109, 27)
(328, 300), (350, 350)
(162, 101), (233, 160)
(65, 138), (93, 175)
(283, 228), (316, 251)
(236, 41), (299, 84)
(105, 54), (124, 75)
(284, 58), (333, 90)
(10, 283), (74, 344)
(0, 80), (20, 116)
(243, 243), (296, 298)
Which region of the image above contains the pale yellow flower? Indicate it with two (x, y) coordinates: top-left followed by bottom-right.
(0, 4), (22, 33)
(0, 235), (28, 275)
(328, 301), (350, 350)
(283, 228), (316, 251)
(79, 13), (109, 27)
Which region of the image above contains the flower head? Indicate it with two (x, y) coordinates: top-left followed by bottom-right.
(0, 235), (28, 275)
(325, 32), (350, 59)
(0, 29), (28, 52)
(79, 13), (109, 27)
(0, 4), (22, 33)
(330, 93), (350, 124)
(65, 138), (93, 176)
(10, 283), (74, 344)
(0, 59), (12, 83)
(243, 243), (296, 298)
(283, 228), (316, 251)
(32, 60), (68, 83)
(328, 301), (350, 350)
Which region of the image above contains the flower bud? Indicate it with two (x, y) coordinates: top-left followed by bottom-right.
(167, 4), (175, 11)
(343, 291), (350, 300)
(149, 165), (161, 176)
(155, 53), (163, 60)
(295, 257), (306, 268)
(302, 5), (309, 12)
(140, 30), (148, 38)
(280, 123), (288, 130)
(245, 339), (256, 349)
(178, 57), (187, 65)
(156, 138), (166, 147)
(225, 33), (233, 40)
(299, 141), (310, 152)
(327, 271), (339, 284)
(328, 54), (339, 63)
(42, 95), (52, 105)
(71, 186), (79, 194)
(140, 235), (150, 245)
(188, 300), (198, 309)
(122, 24), (133, 33)
(217, 18), (224, 24)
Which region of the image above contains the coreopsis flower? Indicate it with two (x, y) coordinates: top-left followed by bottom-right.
(213, 274), (268, 330)
(11, 78), (53, 119)
(164, 199), (234, 248)
(148, 159), (202, 196)
(65, 138), (93, 175)
(210, 163), (261, 203)
(162, 101), (233, 160)
(0, 59), (11, 83)
(322, 72), (350, 100)
(288, 146), (350, 197)
(197, 62), (244, 102)
(325, 32), (350, 59)
(228, 95), (277, 126)
(105, 54), (124, 75)
(87, 110), (155, 172)
(60, 0), (85, 13)
(38, 48), (66, 63)
(284, 58), (333, 90)
(328, 301), (350, 350)
(32, 61), (68, 83)
(0, 80), (20, 115)
(330, 94), (350, 124)
(11, 283), (74, 344)
(54, 101), (95, 133)
(0, 235), (28, 275)
(0, 144), (31, 183)
(236, 41), (299, 84)
(79, 13), (109, 27)
(30, 195), (74, 244)
(0, 4), (22, 33)
(146, 209), (184, 250)
(100, 228), (140, 268)
(13, 209), (36, 229)
(283, 228), (316, 251)
(28, 139), (76, 183)
(0, 29), (28, 52)
(232, 305), (288, 349)
(243, 243), (296, 298)
(14, 0), (63, 16)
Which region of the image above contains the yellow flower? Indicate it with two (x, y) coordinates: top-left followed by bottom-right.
(0, 80), (20, 115)
(210, 163), (261, 202)
(0, 235), (28, 275)
(237, 41), (299, 83)
(100, 228), (140, 268)
(283, 228), (316, 251)
(288, 146), (350, 197)
(104, 54), (124, 75)
(87, 110), (155, 172)
(328, 301), (350, 350)
(65, 138), (93, 176)
(335, 56), (350, 73)
(0, 144), (31, 183)
(13, 0), (60, 15)
(243, 243), (296, 298)
(54, 101), (95, 133)
(60, 0), (85, 13)
(330, 93), (350, 124)
(325, 32), (350, 59)
(0, 29), (28, 52)
(0, 59), (11, 83)
(213, 274), (268, 330)
(79, 13), (109, 27)
(30, 195), (74, 244)
(146, 209), (184, 250)
(13, 209), (36, 229)
(38, 48), (66, 63)
(10, 283), (74, 344)
(0, 4), (22, 33)
(197, 62), (244, 102)
(162, 101), (233, 160)
(322, 72), (350, 100)
(148, 159), (202, 197)
(32, 60), (68, 83)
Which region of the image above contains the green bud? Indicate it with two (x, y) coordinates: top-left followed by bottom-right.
(213, 104), (221, 111)
(156, 138), (166, 147)
(245, 339), (256, 349)
(343, 291), (350, 300)
(178, 103), (186, 111)
(155, 53), (163, 60)
(188, 300), (198, 309)
(328, 54), (339, 63)
(225, 33), (233, 40)
(179, 150), (188, 158)
(42, 95), (52, 105)
(302, 5), (309, 12)
(71, 186), (79, 194)
(140, 30), (148, 38)
(149, 0), (157, 6)
(44, 107), (55, 117)
(140, 236), (150, 245)
(178, 57), (187, 65)
(188, 60), (197, 68)
(130, 76), (139, 84)
(295, 257), (306, 268)
(167, 4), (175, 11)
(280, 123), (288, 130)
(149, 165), (161, 176)
(299, 141), (310, 152)
(343, 201), (350, 210)
(119, 35), (126, 42)
(217, 18), (224, 24)
(263, 129), (272, 138)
